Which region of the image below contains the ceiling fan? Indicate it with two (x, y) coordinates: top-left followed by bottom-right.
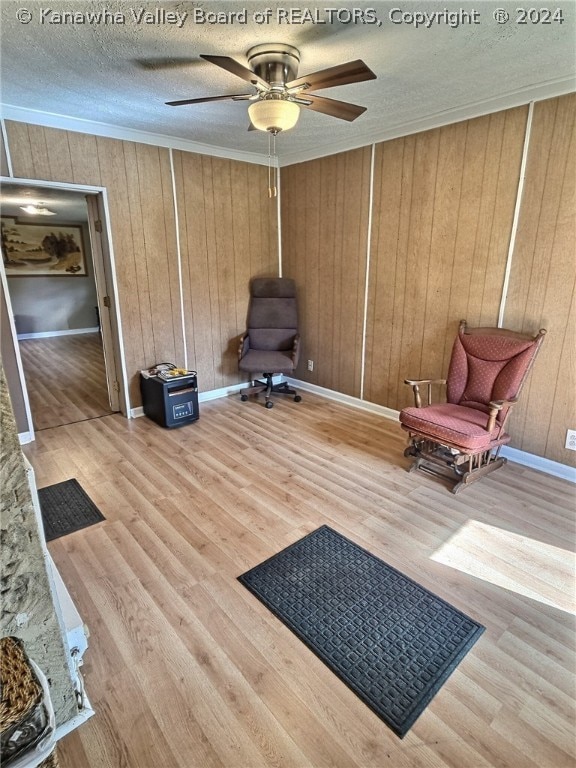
(165, 44), (376, 134)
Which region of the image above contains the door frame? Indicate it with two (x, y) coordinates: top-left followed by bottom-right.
(0, 176), (130, 438)
(85, 193), (122, 412)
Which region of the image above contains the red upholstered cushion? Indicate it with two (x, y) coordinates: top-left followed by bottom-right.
(399, 403), (510, 451)
(446, 332), (539, 421)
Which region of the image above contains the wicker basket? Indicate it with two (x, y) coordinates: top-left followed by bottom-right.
(0, 636), (59, 767)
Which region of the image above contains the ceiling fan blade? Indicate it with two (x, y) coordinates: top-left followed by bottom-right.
(300, 94), (367, 122)
(200, 54), (269, 90)
(166, 93), (252, 107)
(134, 57), (199, 71)
(287, 60), (376, 92)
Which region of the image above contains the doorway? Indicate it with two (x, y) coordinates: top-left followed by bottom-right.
(1, 180), (124, 433)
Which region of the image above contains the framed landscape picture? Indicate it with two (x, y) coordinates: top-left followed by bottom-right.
(1, 217), (87, 276)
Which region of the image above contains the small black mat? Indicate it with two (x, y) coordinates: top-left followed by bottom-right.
(38, 479), (105, 541)
(238, 525), (484, 737)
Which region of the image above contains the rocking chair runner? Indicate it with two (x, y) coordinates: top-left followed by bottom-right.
(399, 320), (546, 493)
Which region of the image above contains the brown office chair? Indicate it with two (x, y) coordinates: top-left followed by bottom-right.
(238, 277), (302, 409)
(399, 320), (546, 493)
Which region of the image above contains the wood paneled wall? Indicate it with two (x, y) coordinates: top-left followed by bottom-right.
(0, 126), (9, 176)
(282, 148), (372, 396)
(365, 107), (527, 410)
(281, 97), (575, 466)
(3, 123), (278, 404)
(1, 280), (27, 432)
(502, 95), (576, 464)
(3, 94), (574, 467)
(4, 123), (182, 405)
(172, 151), (278, 391)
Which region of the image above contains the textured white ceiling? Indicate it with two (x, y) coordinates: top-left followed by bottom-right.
(1, 0), (575, 166)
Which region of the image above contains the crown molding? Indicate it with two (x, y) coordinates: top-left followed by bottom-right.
(0, 104), (273, 166)
(277, 76), (576, 166)
(2, 74), (575, 168)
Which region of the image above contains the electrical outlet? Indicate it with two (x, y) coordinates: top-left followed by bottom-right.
(566, 429), (576, 451)
(307, 360), (314, 372)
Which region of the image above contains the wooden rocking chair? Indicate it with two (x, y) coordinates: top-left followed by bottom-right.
(399, 320), (546, 494)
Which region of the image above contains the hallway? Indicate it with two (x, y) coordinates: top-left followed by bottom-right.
(19, 332), (114, 430)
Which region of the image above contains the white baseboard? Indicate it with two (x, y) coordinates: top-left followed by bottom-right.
(500, 445), (576, 483)
(130, 376), (283, 419)
(54, 702), (95, 742)
(17, 327), (99, 340)
(130, 377), (282, 418)
(18, 431), (34, 445)
(286, 378), (576, 485)
(114, 375), (576, 485)
(285, 377), (400, 421)
(198, 378), (283, 402)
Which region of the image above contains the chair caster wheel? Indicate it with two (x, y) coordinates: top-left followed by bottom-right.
(241, 395), (248, 401)
(294, 395), (301, 402)
(265, 401), (274, 409)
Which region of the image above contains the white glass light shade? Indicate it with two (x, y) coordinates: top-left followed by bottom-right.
(248, 99), (300, 133)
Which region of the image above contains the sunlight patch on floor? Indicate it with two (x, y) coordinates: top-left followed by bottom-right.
(431, 520), (576, 615)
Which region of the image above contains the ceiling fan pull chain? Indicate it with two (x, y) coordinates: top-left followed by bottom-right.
(273, 132), (278, 198)
(268, 131), (272, 197)
(268, 131), (277, 198)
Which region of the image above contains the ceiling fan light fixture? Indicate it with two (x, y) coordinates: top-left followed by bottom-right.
(248, 99), (300, 133)
(19, 203), (56, 216)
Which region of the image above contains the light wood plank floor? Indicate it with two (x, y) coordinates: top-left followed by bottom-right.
(23, 394), (576, 768)
(18, 333), (114, 431)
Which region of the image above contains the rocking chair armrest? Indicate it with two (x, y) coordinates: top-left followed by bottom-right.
(238, 333), (250, 361)
(486, 398), (518, 433)
(404, 379), (446, 408)
(292, 334), (301, 366)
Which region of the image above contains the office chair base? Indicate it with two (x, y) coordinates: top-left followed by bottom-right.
(240, 375), (301, 408)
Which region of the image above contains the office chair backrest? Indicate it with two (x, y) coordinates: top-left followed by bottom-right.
(247, 278), (298, 351)
(446, 321), (546, 423)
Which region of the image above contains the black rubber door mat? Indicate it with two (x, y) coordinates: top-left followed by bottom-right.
(38, 478), (105, 541)
(238, 525), (484, 737)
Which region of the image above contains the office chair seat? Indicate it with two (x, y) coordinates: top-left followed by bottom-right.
(239, 349), (296, 375)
